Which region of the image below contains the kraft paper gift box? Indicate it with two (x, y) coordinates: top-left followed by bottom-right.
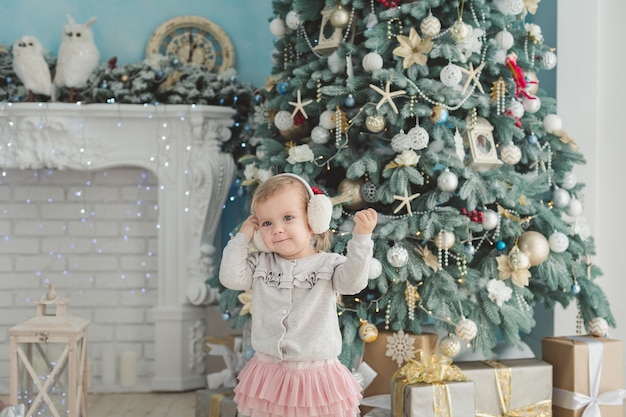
(542, 335), (625, 417)
(456, 358), (553, 416)
(195, 387), (238, 417)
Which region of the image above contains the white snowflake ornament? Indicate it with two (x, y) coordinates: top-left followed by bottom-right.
(385, 330), (415, 367)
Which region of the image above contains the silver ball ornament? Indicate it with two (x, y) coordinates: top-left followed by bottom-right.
(542, 50), (558, 70)
(552, 188), (571, 208)
(518, 231), (550, 266)
(361, 181), (379, 203)
(588, 317), (609, 337)
(387, 245), (409, 268)
(549, 232), (569, 253)
(439, 335), (461, 357)
(437, 169), (458, 192)
(566, 199), (583, 217)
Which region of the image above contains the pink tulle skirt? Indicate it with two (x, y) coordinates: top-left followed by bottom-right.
(233, 353), (362, 417)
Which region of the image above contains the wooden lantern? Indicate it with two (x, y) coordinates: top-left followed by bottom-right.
(313, 6), (356, 56)
(9, 285), (89, 417)
(463, 113), (503, 171)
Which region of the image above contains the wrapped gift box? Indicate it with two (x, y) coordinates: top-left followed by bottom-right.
(456, 358), (553, 416)
(391, 379), (475, 417)
(195, 387), (238, 417)
(205, 305), (242, 374)
(542, 335), (624, 417)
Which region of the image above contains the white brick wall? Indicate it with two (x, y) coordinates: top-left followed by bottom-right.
(0, 167), (159, 393)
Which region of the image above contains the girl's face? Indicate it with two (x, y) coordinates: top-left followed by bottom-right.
(254, 184), (315, 260)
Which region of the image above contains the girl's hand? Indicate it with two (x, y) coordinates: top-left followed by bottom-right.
(353, 208), (377, 235)
(239, 215), (259, 240)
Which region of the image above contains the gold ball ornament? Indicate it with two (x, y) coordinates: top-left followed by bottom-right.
(588, 317), (609, 337)
(330, 6), (351, 29)
(439, 334), (462, 357)
(365, 114), (386, 133)
(450, 19), (472, 42)
(358, 321), (379, 343)
(455, 318), (477, 342)
(336, 178), (366, 210)
(517, 231), (550, 266)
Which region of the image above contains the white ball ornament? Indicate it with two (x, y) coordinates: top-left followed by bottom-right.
(285, 10), (302, 30)
(455, 318), (478, 342)
(566, 199), (583, 217)
(522, 95), (541, 113)
(518, 231), (550, 266)
(495, 29), (514, 51)
(542, 50), (558, 70)
(543, 114), (563, 134)
(588, 317), (609, 337)
(319, 110), (335, 130)
(439, 335), (461, 357)
(440, 63), (462, 87)
(508, 100), (525, 119)
(500, 143), (522, 165)
(561, 172), (578, 190)
(435, 230), (455, 250)
(552, 188), (571, 208)
(406, 126), (429, 150)
(420, 12), (441, 38)
(391, 130), (409, 152)
(549, 231), (569, 253)
(269, 18), (286, 38)
(368, 258), (383, 279)
(273, 110), (294, 131)
(437, 169), (458, 192)
(362, 52), (383, 73)
(482, 209), (499, 230)
(387, 246), (409, 268)
(311, 126), (331, 144)
(496, 0), (524, 15)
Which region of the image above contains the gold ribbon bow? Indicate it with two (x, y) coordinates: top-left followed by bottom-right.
(392, 350), (467, 417)
(476, 360), (552, 417)
(209, 390), (234, 417)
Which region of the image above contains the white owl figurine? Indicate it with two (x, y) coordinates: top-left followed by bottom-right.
(53, 15), (99, 102)
(12, 35), (52, 101)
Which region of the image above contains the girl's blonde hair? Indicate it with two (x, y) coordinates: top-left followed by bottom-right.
(251, 175), (332, 252)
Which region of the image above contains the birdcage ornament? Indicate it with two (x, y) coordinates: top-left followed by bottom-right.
(9, 284), (89, 417)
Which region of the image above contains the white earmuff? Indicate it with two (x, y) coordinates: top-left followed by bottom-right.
(274, 173), (333, 234)
(253, 229), (271, 253)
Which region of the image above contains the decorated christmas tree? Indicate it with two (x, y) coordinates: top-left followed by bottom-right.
(214, 0), (615, 369)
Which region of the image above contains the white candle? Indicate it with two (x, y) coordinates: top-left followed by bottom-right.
(119, 350), (138, 388)
(101, 345), (116, 385)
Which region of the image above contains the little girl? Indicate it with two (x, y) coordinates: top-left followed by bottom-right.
(220, 173), (377, 417)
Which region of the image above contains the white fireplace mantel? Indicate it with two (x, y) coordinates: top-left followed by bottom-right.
(0, 102), (236, 391)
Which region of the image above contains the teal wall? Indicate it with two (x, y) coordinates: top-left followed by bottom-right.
(0, 0), (274, 88)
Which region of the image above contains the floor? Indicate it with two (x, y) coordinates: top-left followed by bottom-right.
(0, 392), (197, 417)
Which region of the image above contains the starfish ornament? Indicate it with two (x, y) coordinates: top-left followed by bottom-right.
(369, 81), (406, 114)
(288, 89), (313, 119)
(393, 189), (420, 215)
(459, 62), (486, 94)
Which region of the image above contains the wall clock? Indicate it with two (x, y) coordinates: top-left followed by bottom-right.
(146, 16), (235, 72)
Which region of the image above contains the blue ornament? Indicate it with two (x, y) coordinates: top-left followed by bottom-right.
(100, 81), (109, 89)
(254, 93), (264, 104)
(155, 69), (165, 79)
(230, 75), (237, 83)
(431, 105), (449, 125)
(277, 82), (289, 95)
(496, 240), (507, 251)
(526, 133), (538, 145)
(464, 244), (476, 256)
(233, 95), (239, 105)
(345, 94), (355, 107)
(219, 97), (225, 105)
(171, 57), (180, 66)
(6, 77), (12, 84)
(221, 311), (231, 320)
(571, 283), (581, 295)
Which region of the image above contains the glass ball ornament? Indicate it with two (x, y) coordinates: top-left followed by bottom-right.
(285, 10), (302, 30)
(430, 105), (449, 125)
(368, 258), (383, 279)
(495, 29), (514, 51)
(345, 94), (356, 107)
(588, 317), (609, 337)
(358, 321), (379, 343)
(496, 240), (507, 251)
(437, 169), (458, 192)
(361, 181), (379, 204)
(518, 231), (550, 266)
(277, 82), (289, 95)
(311, 126), (331, 144)
(387, 245), (409, 268)
(435, 231), (455, 250)
(542, 50), (558, 70)
(522, 95), (541, 113)
(330, 6), (351, 29)
(439, 335), (461, 357)
(543, 114), (563, 134)
(221, 311), (231, 320)
(365, 114), (386, 133)
(552, 188), (571, 208)
(440, 63), (462, 87)
(482, 209), (499, 230)
(464, 244), (476, 256)
(420, 12), (441, 38)
(455, 318), (478, 342)
(269, 17), (286, 38)
(319, 110), (335, 130)
(500, 143), (522, 165)
(566, 199), (583, 217)
(526, 133), (538, 145)
(561, 172), (578, 190)
(273, 110), (295, 131)
(570, 283), (581, 295)
(362, 52), (384, 73)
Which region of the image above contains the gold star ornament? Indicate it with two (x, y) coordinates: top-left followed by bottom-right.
(392, 27), (434, 69)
